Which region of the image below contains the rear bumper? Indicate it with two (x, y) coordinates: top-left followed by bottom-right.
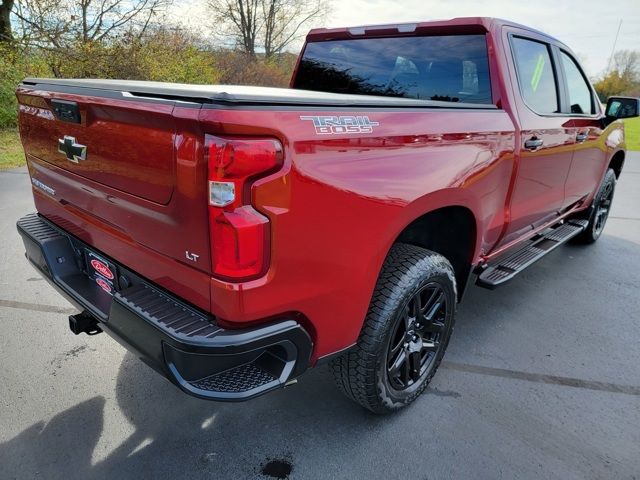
(16, 213), (312, 401)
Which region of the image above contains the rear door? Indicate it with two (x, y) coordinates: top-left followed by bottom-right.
(499, 32), (576, 246)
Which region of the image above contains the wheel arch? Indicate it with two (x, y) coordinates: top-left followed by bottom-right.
(391, 203), (479, 302)
(608, 149), (625, 178)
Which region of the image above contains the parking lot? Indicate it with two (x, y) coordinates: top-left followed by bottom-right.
(1, 154), (639, 480)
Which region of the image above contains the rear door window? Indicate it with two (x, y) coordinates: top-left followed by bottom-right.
(294, 34), (492, 104)
(511, 37), (559, 114)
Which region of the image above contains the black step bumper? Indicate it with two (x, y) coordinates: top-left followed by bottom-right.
(16, 213), (312, 401)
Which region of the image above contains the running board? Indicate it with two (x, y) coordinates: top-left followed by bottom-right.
(476, 219), (588, 289)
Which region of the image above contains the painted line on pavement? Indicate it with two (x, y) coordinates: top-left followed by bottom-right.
(442, 361), (640, 396)
(0, 299), (75, 314)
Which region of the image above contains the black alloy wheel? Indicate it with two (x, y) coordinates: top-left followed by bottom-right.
(593, 178), (614, 237)
(386, 283), (449, 391)
(573, 168), (617, 244)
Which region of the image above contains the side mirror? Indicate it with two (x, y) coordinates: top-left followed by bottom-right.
(605, 96), (639, 120)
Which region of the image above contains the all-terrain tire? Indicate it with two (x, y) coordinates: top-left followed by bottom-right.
(330, 243), (457, 414)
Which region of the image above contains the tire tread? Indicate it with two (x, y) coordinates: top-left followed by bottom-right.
(330, 243), (456, 413)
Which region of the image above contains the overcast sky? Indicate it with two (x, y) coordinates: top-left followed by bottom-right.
(178, 0), (640, 79)
(327, 0), (640, 78)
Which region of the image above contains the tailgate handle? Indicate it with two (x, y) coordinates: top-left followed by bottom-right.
(51, 99), (81, 124)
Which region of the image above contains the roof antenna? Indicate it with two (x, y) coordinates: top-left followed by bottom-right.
(605, 19), (623, 74)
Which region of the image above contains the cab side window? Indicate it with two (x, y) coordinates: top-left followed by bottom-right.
(511, 37), (559, 114)
(559, 51), (594, 115)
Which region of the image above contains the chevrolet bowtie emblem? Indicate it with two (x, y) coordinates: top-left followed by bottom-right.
(58, 136), (87, 163)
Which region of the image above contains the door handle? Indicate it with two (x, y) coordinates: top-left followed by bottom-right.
(524, 137), (544, 150)
(576, 132), (588, 142)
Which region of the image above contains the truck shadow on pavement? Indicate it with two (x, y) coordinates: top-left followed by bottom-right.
(1, 235), (639, 479)
(0, 354), (377, 479)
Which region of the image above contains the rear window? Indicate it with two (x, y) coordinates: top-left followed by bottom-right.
(293, 34), (492, 104)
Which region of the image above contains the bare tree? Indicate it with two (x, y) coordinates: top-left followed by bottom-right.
(12, 0), (170, 48)
(262, 0), (327, 58)
(0, 0), (14, 42)
(208, 0), (328, 57)
(208, 0), (260, 56)
(612, 50), (639, 82)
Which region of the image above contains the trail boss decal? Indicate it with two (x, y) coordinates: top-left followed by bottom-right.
(300, 115), (380, 134)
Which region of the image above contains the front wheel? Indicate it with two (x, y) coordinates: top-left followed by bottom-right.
(330, 244), (456, 414)
(573, 168), (617, 244)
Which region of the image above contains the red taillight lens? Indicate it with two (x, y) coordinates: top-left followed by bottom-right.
(206, 135), (283, 281)
(207, 136), (282, 207)
(211, 206), (269, 279)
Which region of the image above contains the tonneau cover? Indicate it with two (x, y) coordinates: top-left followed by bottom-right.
(21, 78), (497, 109)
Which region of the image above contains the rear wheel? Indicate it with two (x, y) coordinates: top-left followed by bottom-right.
(573, 168), (616, 244)
(330, 243), (456, 414)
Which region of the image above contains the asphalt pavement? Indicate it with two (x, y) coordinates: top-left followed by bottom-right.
(1, 154), (639, 480)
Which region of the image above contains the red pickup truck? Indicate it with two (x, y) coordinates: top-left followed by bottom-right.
(15, 17), (639, 413)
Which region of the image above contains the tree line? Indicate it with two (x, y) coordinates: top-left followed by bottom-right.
(0, 0), (328, 127)
(593, 50), (640, 101)
(0, 0), (327, 56)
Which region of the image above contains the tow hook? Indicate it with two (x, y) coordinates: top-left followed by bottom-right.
(69, 312), (103, 336)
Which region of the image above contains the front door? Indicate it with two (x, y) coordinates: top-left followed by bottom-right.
(555, 48), (607, 207)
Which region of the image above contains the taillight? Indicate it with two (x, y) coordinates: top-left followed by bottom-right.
(206, 135), (283, 281)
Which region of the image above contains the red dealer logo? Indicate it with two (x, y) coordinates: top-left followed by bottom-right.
(91, 259), (114, 280)
(95, 277), (112, 294)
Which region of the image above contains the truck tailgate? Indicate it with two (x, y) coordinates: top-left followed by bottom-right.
(17, 87), (175, 204)
(16, 81), (213, 310)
